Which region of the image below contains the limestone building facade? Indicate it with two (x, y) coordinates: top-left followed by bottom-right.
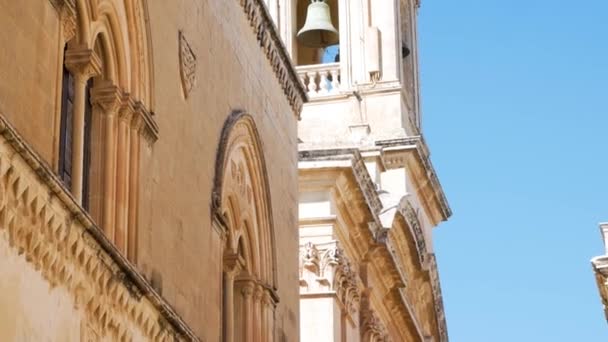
(286, 0), (453, 341)
(592, 223), (608, 323)
(0, 0), (306, 341)
(0, 0), (451, 341)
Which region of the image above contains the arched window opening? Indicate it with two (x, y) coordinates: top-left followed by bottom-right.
(58, 52), (75, 189)
(58, 1), (157, 263)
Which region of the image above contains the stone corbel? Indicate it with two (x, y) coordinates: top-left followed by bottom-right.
(65, 47), (102, 81)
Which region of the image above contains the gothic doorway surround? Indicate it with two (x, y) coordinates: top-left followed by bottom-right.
(212, 111), (278, 342)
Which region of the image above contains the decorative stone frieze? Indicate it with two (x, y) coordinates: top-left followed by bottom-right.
(0, 113), (198, 341)
(236, 0), (307, 117)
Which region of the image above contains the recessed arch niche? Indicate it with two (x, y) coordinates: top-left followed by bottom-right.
(212, 111), (278, 342)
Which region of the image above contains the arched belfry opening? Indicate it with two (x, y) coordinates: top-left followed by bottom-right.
(212, 111), (278, 342)
(295, 0), (340, 66)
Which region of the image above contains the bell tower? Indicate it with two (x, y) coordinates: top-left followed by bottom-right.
(276, 0), (452, 341)
(274, 0), (425, 144)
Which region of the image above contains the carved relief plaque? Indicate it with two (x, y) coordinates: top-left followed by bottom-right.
(178, 30), (196, 98)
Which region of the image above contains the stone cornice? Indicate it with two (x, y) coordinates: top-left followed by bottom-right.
(237, 0), (308, 118)
(0, 113), (198, 341)
(377, 136), (452, 226)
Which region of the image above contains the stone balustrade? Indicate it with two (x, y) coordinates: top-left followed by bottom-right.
(296, 63), (341, 97)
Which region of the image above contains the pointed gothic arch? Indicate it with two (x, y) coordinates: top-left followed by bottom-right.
(212, 111), (279, 342)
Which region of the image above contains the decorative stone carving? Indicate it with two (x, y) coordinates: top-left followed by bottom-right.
(398, 199), (428, 267)
(0, 114), (198, 341)
(429, 254), (448, 342)
(56, 0), (77, 41)
(236, 0), (307, 117)
(360, 295), (391, 342)
(299, 241), (361, 320)
(178, 31), (196, 99)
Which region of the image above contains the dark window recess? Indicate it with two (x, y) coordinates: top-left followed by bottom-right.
(82, 79), (93, 211)
(58, 66), (75, 189)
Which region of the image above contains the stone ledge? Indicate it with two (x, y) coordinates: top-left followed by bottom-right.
(0, 113), (198, 341)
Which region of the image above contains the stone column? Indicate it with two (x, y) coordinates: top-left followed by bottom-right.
(127, 106), (145, 261)
(114, 96), (134, 253)
(254, 284), (264, 342)
(65, 47), (101, 205)
(261, 289), (274, 342)
(242, 281), (255, 342)
(223, 254), (243, 342)
(90, 83), (122, 237)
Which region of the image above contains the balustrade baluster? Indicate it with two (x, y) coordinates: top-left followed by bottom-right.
(330, 68), (340, 93)
(319, 70), (329, 94)
(306, 71), (317, 94)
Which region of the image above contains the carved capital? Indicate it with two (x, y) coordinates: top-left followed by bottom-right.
(224, 252), (245, 276)
(90, 82), (122, 114)
(65, 46), (102, 80)
(240, 281), (256, 298)
(118, 94), (136, 123)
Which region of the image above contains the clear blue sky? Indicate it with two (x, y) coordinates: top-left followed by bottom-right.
(419, 1), (608, 341)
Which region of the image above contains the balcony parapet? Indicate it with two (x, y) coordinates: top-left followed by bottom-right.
(0, 113), (198, 341)
(296, 63), (343, 99)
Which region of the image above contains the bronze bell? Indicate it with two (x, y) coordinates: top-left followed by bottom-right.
(297, 0), (339, 48)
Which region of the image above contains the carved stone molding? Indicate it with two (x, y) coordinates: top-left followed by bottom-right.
(0, 113), (198, 341)
(397, 199), (428, 267)
(178, 31), (196, 99)
(351, 152), (383, 215)
(429, 255), (448, 342)
(236, 0), (307, 117)
(360, 295), (391, 342)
